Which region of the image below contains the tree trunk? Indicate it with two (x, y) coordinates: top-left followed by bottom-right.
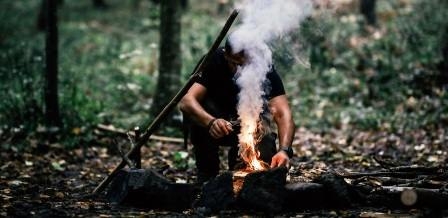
(151, 0), (182, 127)
(44, 0), (62, 129)
(92, 0), (108, 9)
(360, 0), (376, 26)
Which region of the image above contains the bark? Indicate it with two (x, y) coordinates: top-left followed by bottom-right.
(193, 172), (235, 213)
(106, 169), (448, 212)
(238, 167), (288, 213)
(365, 186), (448, 208)
(92, 0), (108, 9)
(106, 168), (197, 210)
(151, 0), (182, 127)
(284, 183), (326, 209)
(37, 0), (63, 31)
(360, 0), (377, 26)
(44, 0), (62, 128)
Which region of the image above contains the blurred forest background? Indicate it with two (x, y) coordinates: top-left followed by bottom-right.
(0, 0), (447, 149)
(1, 0), (448, 216)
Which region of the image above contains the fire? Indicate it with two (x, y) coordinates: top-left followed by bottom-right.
(238, 118), (269, 171)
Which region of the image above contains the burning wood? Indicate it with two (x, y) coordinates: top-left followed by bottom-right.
(106, 164), (448, 213)
(237, 119), (270, 171)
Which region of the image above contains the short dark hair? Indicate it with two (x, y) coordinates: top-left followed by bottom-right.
(225, 38), (245, 57)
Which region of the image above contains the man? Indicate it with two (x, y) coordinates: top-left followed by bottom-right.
(179, 39), (295, 183)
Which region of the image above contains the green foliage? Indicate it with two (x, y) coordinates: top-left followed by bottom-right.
(172, 151), (190, 169)
(277, 0), (448, 131)
(1, 0), (447, 149)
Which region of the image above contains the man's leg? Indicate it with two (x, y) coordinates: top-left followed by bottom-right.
(220, 133), (242, 171)
(257, 133), (277, 165)
(191, 127), (220, 184)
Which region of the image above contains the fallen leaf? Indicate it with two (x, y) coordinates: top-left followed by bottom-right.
(51, 162), (65, 171)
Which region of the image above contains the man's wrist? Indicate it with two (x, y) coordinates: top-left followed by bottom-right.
(207, 118), (217, 130)
(279, 146), (293, 158)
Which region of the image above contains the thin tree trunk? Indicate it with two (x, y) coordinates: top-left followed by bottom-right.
(151, 0), (182, 126)
(44, 0), (62, 129)
(92, 0), (108, 9)
(360, 0), (376, 26)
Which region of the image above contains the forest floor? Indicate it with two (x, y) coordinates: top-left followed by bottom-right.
(1, 126), (447, 217)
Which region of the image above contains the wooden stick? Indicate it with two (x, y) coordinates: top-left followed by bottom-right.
(92, 9), (239, 195)
(338, 171), (444, 179)
(97, 124), (183, 144)
(116, 140), (135, 169)
(130, 126), (141, 169)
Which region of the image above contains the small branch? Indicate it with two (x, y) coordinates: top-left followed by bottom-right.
(115, 139), (135, 168)
(97, 124), (183, 143)
(338, 171), (442, 179)
(130, 126), (141, 169)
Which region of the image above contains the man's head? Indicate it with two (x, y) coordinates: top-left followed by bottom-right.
(224, 39), (246, 72)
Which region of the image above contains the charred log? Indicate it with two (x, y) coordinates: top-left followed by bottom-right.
(193, 172), (235, 214)
(105, 166), (448, 212)
(238, 167), (288, 213)
(312, 172), (360, 208)
(365, 186), (448, 209)
(106, 168), (196, 210)
(284, 182), (325, 209)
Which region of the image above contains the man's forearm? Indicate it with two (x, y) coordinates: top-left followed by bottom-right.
(277, 117), (295, 148)
(180, 97), (215, 128)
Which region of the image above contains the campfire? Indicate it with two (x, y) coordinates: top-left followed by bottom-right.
(237, 118), (269, 171)
(230, 117), (270, 195)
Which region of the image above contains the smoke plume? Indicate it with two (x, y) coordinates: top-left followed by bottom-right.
(229, 0), (312, 170)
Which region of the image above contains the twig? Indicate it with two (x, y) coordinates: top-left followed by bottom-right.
(338, 171), (442, 179)
(97, 124), (183, 143)
(115, 139), (135, 169)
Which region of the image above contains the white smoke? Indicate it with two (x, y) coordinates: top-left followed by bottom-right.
(229, 0), (312, 169)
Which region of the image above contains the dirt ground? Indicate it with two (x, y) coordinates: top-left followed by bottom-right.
(1, 127), (447, 217)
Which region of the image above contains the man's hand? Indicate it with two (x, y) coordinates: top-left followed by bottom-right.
(208, 118), (233, 139)
(270, 151), (290, 168)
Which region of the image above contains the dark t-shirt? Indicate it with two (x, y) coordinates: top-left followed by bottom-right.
(195, 48), (285, 120)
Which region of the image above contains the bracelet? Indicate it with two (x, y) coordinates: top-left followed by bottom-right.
(207, 118), (217, 130)
(279, 146), (294, 158)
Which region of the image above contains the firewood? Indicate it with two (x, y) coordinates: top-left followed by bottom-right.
(238, 167), (288, 212)
(106, 168), (197, 210)
(400, 189), (417, 206)
(193, 172), (235, 214)
(365, 186), (448, 208)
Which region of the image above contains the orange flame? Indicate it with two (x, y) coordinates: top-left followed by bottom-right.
(238, 118), (269, 171)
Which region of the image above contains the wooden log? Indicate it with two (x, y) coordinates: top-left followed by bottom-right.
(284, 182), (326, 209)
(106, 168), (197, 210)
(105, 168), (448, 212)
(382, 186), (448, 208)
(312, 172), (358, 208)
(193, 172), (235, 214)
(357, 185), (448, 209)
(238, 167), (288, 213)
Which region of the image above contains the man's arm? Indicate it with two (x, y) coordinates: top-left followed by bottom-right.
(268, 94), (296, 168)
(179, 83), (232, 138)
